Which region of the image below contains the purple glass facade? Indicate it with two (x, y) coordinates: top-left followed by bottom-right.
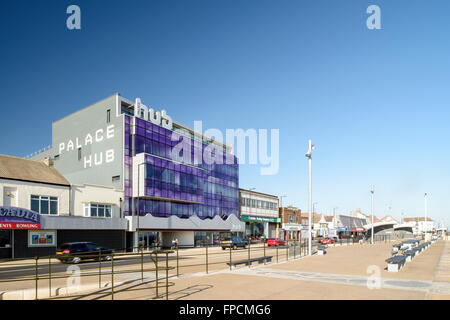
(123, 115), (239, 220)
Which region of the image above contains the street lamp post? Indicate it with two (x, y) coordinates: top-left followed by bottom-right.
(280, 195), (287, 239)
(248, 188), (256, 239)
(424, 193), (428, 235)
(280, 195), (287, 209)
(371, 185), (374, 245)
(333, 207), (338, 229)
(313, 202), (318, 239)
(305, 140), (315, 256)
(277, 195), (287, 237)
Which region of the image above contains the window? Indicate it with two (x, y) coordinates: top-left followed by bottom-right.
(86, 243), (99, 251)
(30, 195), (58, 215)
(112, 175), (120, 182)
(83, 203), (112, 218)
(107, 109), (111, 123)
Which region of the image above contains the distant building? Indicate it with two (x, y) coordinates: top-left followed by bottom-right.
(403, 217), (435, 235)
(381, 215), (399, 224)
(279, 206), (303, 240)
(239, 189), (279, 239)
(351, 208), (378, 222)
(335, 214), (367, 239)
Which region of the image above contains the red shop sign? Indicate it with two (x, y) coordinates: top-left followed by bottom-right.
(0, 223), (41, 229)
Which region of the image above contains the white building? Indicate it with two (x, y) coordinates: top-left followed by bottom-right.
(239, 189), (280, 239)
(0, 154), (128, 259)
(403, 217), (436, 235)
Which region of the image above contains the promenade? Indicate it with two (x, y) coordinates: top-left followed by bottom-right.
(50, 239), (450, 300)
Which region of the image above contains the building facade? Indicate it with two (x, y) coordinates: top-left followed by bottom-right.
(279, 206), (303, 240)
(30, 94), (244, 249)
(239, 189), (279, 239)
(403, 217), (435, 235)
(335, 215), (367, 239)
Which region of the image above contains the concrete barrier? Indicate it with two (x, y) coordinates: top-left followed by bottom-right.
(0, 280), (117, 300)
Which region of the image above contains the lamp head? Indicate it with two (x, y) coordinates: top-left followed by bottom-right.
(305, 140), (315, 158)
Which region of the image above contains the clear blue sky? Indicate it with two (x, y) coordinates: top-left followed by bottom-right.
(0, 0), (449, 228)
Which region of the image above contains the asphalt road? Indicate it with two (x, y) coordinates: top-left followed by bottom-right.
(0, 242), (319, 280)
(0, 254), (171, 280)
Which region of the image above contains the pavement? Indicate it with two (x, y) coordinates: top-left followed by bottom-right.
(1, 239), (449, 300)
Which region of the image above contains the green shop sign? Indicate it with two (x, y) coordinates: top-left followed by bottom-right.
(240, 215), (281, 223)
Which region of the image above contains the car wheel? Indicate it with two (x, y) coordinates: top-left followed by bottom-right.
(72, 257), (81, 264)
(222, 247), (226, 250)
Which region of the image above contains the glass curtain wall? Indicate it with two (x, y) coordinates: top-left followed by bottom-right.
(123, 115), (239, 220)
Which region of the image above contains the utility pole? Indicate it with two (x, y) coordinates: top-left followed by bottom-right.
(424, 193), (428, 235)
(371, 185), (374, 245)
(305, 140), (315, 256)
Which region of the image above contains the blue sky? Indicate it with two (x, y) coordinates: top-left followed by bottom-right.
(0, 0), (449, 228)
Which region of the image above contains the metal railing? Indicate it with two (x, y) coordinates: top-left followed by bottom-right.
(0, 239), (323, 300)
(0, 247), (175, 300)
(172, 239), (311, 276)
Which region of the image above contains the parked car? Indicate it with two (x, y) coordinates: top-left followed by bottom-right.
(267, 238), (286, 246)
(221, 236), (248, 250)
(320, 237), (335, 245)
(56, 242), (115, 264)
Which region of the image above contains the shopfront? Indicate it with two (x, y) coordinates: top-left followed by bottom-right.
(0, 230), (12, 259)
(0, 206), (42, 259)
(241, 215), (280, 239)
(281, 224), (302, 240)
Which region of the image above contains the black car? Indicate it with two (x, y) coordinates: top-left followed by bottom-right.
(221, 236), (248, 250)
(56, 242), (114, 264)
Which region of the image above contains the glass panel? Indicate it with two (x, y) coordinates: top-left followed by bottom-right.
(84, 204), (89, 217)
(98, 205), (105, 217)
(40, 198), (49, 214)
(0, 231), (11, 248)
(91, 204), (97, 217)
(50, 200), (58, 215)
(31, 198), (39, 213)
(105, 206), (111, 217)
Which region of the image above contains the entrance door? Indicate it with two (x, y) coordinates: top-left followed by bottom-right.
(0, 230), (12, 259)
(138, 231), (158, 251)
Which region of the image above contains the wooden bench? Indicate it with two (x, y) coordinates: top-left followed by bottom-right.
(227, 256), (273, 268)
(385, 255), (406, 272)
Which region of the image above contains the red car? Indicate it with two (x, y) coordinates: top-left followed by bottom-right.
(320, 237), (335, 244)
(267, 238), (287, 246)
